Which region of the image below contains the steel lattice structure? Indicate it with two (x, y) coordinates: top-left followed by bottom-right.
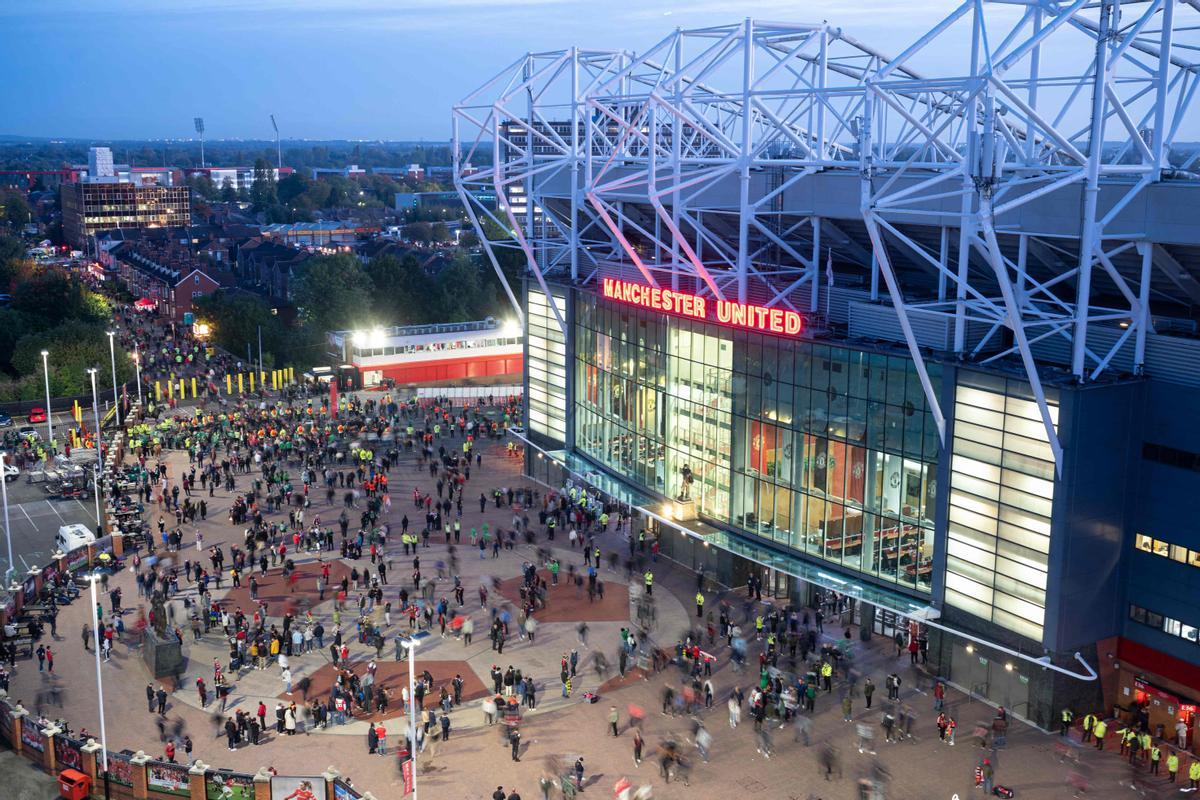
(454, 1), (1200, 471)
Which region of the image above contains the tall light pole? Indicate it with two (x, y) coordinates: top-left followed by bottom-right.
(87, 368), (103, 476)
(402, 637), (420, 800)
(0, 454), (12, 587)
(106, 331), (120, 427)
(194, 117), (205, 168)
(40, 350), (53, 447)
(133, 343), (143, 406)
(87, 574), (111, 799)
(270, 114), (282, 170)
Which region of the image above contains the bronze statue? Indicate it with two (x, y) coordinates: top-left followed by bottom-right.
(150, 592), (168, 637)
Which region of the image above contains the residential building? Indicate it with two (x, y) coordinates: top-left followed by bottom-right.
(111, 242), (232, 322)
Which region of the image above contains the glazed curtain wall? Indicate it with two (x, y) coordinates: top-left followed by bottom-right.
(574, 292), (939, 594)
(729, 330), (939, 593)
(574, 295), (734, 520)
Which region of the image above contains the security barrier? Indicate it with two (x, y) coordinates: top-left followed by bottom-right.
(156, 367), (295, 403)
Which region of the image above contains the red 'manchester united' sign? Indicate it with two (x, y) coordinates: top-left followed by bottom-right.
(601, 277), (804, 336)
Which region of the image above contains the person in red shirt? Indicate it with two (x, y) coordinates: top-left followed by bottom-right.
(164, 740), (176, 763)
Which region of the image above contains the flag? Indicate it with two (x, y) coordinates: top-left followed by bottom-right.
(826, 248), (835, 287)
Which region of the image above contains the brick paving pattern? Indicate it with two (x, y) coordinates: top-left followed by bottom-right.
(1, 405), (1181, 800)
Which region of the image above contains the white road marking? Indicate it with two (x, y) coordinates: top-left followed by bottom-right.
(17, 504), (35, 525)
(44, 500), (65, 520)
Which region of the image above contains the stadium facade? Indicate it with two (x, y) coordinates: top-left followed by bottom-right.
(455, 3), (1200, 737)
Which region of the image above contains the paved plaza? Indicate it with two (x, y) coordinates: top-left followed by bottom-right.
(1, 420), (1173, 799)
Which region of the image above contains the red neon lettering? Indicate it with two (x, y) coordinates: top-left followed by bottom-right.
(600, 279), (801, 336)
(784, 311), (803, 335)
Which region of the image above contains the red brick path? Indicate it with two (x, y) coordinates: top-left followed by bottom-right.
(495, 568), (629, 623)
(287, 658), (489, 723)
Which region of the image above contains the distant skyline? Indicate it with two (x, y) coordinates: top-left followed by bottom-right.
(1, 0), (956, 142)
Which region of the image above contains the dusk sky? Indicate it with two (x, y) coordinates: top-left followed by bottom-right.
(0, 0), (958, 142)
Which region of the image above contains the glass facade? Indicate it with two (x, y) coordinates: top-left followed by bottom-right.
(527, 288), (568, 443)
(947, 373), (1058, 643)
(575, 295), (733, 520)
(574, 291), (939, 594)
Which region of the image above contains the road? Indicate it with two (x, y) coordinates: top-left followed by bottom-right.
(0, 472), (100, 581)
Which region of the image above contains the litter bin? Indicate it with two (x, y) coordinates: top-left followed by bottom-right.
(59, 768), (91, 800)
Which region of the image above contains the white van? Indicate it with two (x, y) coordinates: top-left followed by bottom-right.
(56, 523), (96, 553)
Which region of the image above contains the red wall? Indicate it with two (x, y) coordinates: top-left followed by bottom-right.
(376, 354), (523, 386)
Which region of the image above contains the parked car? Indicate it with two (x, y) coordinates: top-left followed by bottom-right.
(0, 412), (12, 427)
(27, 407), (46, 424)
(17, 426), (40, 441)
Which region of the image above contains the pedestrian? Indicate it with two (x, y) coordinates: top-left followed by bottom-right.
(510, 728), (521, 761)
(863, 677), (874, 709)
(608, 705), (620, 736)
(633, 729), (644, 766)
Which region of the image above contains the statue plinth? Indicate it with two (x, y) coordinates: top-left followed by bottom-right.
(141, 628), (184, 680)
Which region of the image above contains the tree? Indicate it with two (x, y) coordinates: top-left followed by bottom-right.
(367, 254), (437, 324)
(0, 309), (40, 370)
(436, 253), (491, 321)
(219, 177), (238, 203)
(291, 253), (374, 333)
(407, 221), (433, 245)
(431, 222), (452, 243)
(277, 172), (309, 206)
(187, 174), (218, 201)
(12, 272), (107, 327)
(250, 157), (278, 210)
(11, 320), (132, 396)
(1, 191), (32, 231)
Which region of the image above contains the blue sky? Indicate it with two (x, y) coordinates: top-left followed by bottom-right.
(0, 0), (958, 141)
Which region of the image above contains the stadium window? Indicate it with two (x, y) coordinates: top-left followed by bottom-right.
(1135, 533), (1153, 552)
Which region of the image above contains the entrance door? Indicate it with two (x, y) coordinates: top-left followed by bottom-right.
(874, 609), (901, 640)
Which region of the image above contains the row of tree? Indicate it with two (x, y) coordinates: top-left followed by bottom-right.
(0, 236), (134, 401)
(193, 248), (517, 374)
(0, 140), (461, 175)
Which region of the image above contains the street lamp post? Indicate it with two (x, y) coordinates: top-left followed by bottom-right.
(40, 350), (53, 447)
(87, 574), (111, 800)
(402, 637), (420, 800)
(87, 368), (103, 476)
(106, 331), (120, 427)
(0, 455), (11, 587)
(133, 343), (143, 406)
